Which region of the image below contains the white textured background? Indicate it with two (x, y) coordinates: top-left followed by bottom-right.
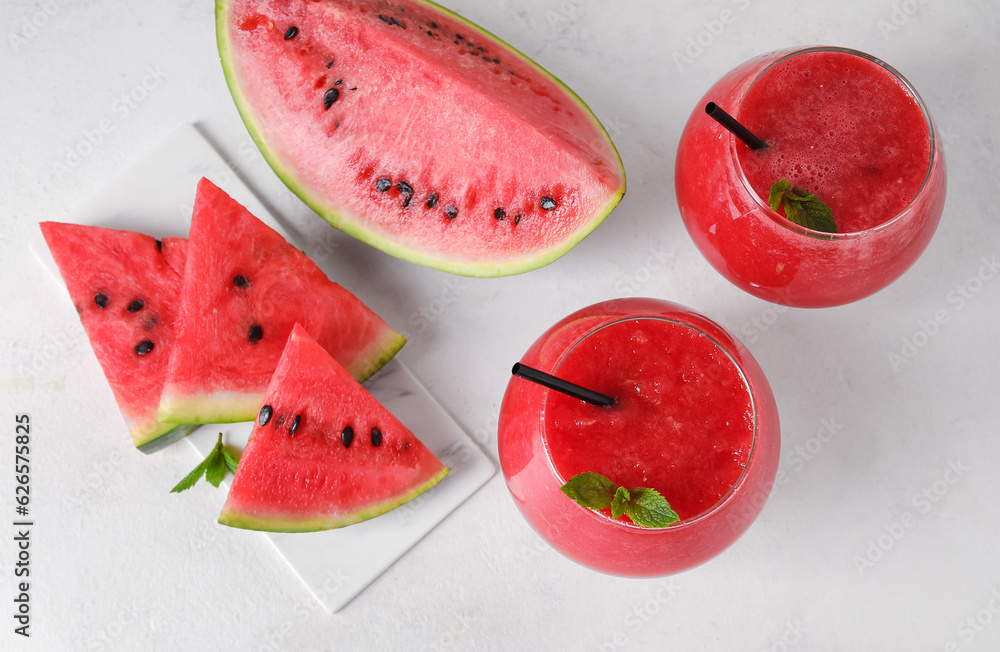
(2, 0), (999, 650)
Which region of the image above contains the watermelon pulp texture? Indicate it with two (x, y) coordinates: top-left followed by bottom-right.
(220, 324), (448, 532)
(217, 0), (626, 276)
(157, 178), (406, 425)
(40, 222), (199, 452)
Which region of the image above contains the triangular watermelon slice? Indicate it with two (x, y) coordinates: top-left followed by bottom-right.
(219, 324), (448, 532)
(157, 178), (406, 425)
(39, 222), (199, 452)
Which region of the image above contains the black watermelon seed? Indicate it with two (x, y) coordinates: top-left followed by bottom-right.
(127, 299), (144, 313)
(233, 274), (250, 289)
(258, 404), (273, 426)
(445, 205), (458, 220)
(390, 16), (405, 28)
(323, 87), (339, 109)
(540, 196), (557, 211)
(248, 324), (263, 344)
(431, 21), (439, 28)
(514, 213), (523, 225)
(154, 239), (163, 251)
(371, 427), (382, 446)
(456, 33), (464, 40)
(325, 58), (335, 69)
(426, 30), (433, 36)
(376, 177), (392, 192)
(494, 208), (506, 221)
(289, 414), (301, 436)
(283, 26), (298, 40)
(334, 78), (343, 85)
(478, 45), (485, 52)
(350, 87), (357, 91)
(493, 57), (500, 64)
(378, 13), (391, 24)
(94, 293), (109, 308)
(481, 56), (490, 63)
(135, 340), (154, 356)
(397, 181), (413, 196)
(402, 195), (412, 209)
(341, 426), (354, 447)
(426, 192), (439, 208)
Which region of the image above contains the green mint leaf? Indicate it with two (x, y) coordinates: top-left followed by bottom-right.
(624, 487), (680, 528)
(222, 448), (240, 475)
(205, 448), (228, 488)
(611, 486), (631, 519)
(171, 433), (237, 493)
(768, 178), (791, 213)
(560, 472), (618, 510)
(768, 179), (837, 234)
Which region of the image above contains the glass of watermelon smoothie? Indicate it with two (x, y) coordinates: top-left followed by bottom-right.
(497, 298), (780, 576)
(675, 47), (946, 308)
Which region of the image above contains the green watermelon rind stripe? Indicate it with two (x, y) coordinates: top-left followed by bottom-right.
(215, 0), (626, 278)
(157, 391), (266, 425)
(155, 329), (406, 425)
(135, 422), (202, 454)
(217, 465), (449, 532)
(350, 330), (407, 384)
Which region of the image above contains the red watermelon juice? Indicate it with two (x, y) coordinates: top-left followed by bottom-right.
(498, 298), (780, 576)
(675, 47), (946, 307)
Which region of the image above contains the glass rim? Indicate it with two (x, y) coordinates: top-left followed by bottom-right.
(730, 45), (937, 240)
(539, 314), (759, 532)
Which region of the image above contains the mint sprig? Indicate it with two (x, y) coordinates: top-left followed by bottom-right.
(560, 472), (680, 528)
(768, 179), (837, 233)
(170, 433), (240, 493)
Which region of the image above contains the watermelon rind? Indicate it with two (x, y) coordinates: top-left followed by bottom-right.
(135, 423), (202, 454)
(156, 329), (405, 426)
(217, 465), (448, 532)
(215, 0), (626, 277)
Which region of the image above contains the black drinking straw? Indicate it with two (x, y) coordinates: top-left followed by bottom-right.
(511, 363), (615, 407)
(705, 102), (768, 150)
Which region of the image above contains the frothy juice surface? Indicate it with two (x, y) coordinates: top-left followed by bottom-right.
(737, 50), (931, 233)
(544, 317), (754, 522)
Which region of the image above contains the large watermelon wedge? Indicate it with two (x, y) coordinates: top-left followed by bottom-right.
(39, 222), (199, 453)
(157, 178), (405, 425)
(216, 0), (626, 276)
(219, 324), (449, 532)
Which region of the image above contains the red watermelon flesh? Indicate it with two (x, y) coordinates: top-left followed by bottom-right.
(219, 324), (448, 532)
(157, 178), (406, 425)
(39, 222), (199, 452)
(217, 0), (626, 276)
